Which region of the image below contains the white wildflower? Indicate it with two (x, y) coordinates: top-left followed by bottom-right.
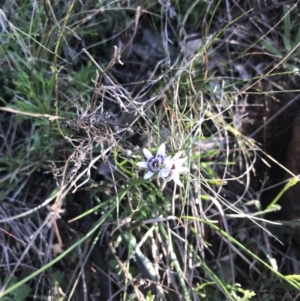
(136, 143), (166, 180)
(137, 143), (189, 187)
(158, 151), (189, 187)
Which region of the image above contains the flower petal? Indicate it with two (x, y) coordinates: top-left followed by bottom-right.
(163, 156), (173, 169)
(163, 156), (171, 164)
(174, 157), (187, 166)
(172, 151), (184, 160)
(172, 173), (183, 187)
(157, 143), (166, 157)
(136, 162), (148, 168)
(177, 167), (189, 174)
(144, 170), (154, 180)
(158, 168), (170, 178)
(143, 148), (153, 160)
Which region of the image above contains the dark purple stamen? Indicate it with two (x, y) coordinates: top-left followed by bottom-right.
(157, 154), (164, 164)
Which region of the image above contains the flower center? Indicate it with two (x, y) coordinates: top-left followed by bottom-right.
(147, 155), (165, 172)
(152, 159), (160, 169)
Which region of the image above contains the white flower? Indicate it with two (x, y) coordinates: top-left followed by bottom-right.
(136, 143), (166, 180)
(137, 143), (189, 188)
(158, 151), (189, 187)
